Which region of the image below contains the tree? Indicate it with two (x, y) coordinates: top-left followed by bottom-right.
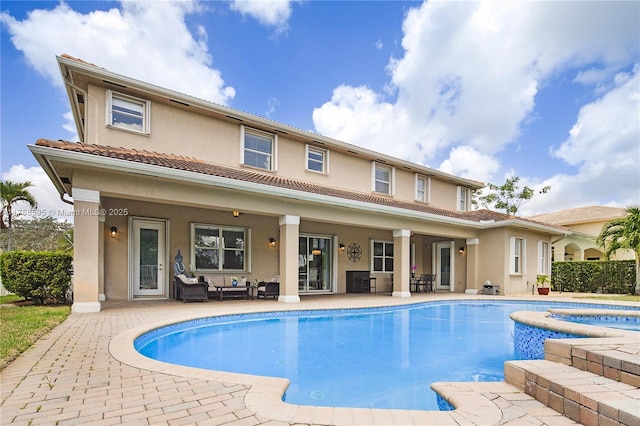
(0, 180), (38, 251)
(596, 206), (640, 295)
(0, 217), (73, 252)
(476, 177), (551, 216)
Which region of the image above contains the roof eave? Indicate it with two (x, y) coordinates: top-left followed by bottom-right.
(30, 143), (490, 228)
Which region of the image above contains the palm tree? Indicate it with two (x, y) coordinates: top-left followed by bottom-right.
(596, 206), (640, 295)
(1, 180), (38, 251)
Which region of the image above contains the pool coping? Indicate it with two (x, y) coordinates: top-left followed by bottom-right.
(108, 298), (639, 424)
(510, 309), (640, 338)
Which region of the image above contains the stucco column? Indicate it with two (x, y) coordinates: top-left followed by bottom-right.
(71, 188), (102, 313)
(465, 238), (480, 294)
(392, 229), (411, 298)
(278, 215), (300, 303)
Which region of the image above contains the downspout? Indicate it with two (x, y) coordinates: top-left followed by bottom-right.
(61, 194), (73, 205)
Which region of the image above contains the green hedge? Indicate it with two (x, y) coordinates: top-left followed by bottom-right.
(552, 260), (636, 294)
(0, 251), (72, 304)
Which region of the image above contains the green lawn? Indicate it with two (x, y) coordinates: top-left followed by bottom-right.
(0, 296), (70, 370)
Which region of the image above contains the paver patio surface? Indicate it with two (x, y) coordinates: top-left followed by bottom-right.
(1, 293), (634, 425)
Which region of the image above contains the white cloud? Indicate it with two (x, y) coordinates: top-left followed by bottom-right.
(229, 0), (294, 32)
(313, 0), (639, 210)
(538, 66), (640, 212)
(438, 146), (499, 183)
(1, 1), (235, 105)
(2, 165), (73, 222)
(266, 96), (280, 117)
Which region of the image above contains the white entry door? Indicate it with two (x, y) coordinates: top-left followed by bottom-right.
(132, 219), (166, 297)
(434, 241), (453, 291)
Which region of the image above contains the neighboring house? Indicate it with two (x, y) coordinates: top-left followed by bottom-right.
(30, 55), (569, 312)
(528, 206), (634, 261)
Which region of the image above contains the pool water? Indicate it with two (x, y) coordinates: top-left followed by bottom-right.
(136, 301), (613, 411)
(556, 315), (640, 332)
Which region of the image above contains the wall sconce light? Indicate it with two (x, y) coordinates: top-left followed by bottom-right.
(232, 211), (241, 218)
(110, 227), (118, 238)
(458, 247), (465, 254)
(339, 243), (345, 252)
(269, 238), (276, 247)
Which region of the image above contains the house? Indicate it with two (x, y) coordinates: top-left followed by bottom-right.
(30, 55), (569, 312)
(528, 206), (634, 261)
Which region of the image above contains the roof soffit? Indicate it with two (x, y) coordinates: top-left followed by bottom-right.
(30, 139), (568, 237)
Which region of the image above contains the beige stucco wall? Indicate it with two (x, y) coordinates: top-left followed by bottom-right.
(85, 84), (468, 212)
(473, 228), (555, 295)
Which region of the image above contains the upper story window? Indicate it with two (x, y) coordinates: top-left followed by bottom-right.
(241, 126), (277, 171)
(510, 237), (526, 275)
(106, 90), (150, 134)
(457, 186), (469, 211)
(373, 162), (394, 195)
(372, 240), (394, 273)
(538, 241), (550, 275)
(416, 175), (430, 203)
(191, 223), (249, 272)
(306, 145), (328, 174)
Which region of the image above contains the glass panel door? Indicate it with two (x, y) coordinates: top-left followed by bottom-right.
(133, 219), (165, 297)
(435, 242), (451, 291)
(298, 235), (332, 293)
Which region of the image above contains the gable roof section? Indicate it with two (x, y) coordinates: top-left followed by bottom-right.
(32, 138), (569, 236)
(528, 206), (627, 226)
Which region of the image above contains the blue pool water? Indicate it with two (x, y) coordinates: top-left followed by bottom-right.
(135, 301), (631, 411)
(555, 315), (640, 332)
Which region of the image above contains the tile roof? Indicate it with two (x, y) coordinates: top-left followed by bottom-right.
(528, 206), (627, 225)
(35, 139), (565, 231)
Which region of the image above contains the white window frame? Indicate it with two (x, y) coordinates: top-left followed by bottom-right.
(190, 223), (251, 273)
(305, 145), (329, 174)
(538, 241), (550, 275)
(240, 126), (277, 171)
(372, 162), (395, 195)
(510, 236), (526, 275)
(457, 186), (469, 211)
(415, 174), (430, 203)
(106, 90), (150, 134)
(371, 239), (394, 273)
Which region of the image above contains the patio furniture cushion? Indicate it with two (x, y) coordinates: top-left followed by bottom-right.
(175, 274), (207, 302)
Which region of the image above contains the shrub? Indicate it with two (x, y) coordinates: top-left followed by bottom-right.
(552, 260), (635, 294)
(0, 251), (72, 304)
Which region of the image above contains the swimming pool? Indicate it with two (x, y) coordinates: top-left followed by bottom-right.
(135, 300), (631, 411)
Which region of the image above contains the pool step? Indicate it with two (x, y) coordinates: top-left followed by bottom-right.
(544, 337), (640, 388)
(505, 358), (639, 426)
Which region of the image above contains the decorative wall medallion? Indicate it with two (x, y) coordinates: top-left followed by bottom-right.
(347, 243), (362, 262)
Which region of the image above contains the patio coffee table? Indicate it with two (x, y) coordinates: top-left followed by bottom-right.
(214, 285), (251, 301)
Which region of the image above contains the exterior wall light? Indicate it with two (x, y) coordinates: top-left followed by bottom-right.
(269, 238), (276, 247)
(110, 227), (118, 238)
(232, 211), (241, 217)
(339, 243), (345, 252)
(459, 246), (465, 254)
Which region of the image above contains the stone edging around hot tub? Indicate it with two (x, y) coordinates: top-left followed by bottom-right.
(510, 309), (639, 339)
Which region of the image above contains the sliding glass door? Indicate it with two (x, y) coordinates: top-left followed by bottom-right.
(298, 235), (332, 293)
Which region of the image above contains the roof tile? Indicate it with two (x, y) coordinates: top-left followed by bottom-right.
(35, 139), (561, 228)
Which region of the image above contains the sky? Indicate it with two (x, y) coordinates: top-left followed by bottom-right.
(1, 0), (639, 220)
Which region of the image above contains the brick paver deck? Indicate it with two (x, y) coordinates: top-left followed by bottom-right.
(1, 293), (636, 425)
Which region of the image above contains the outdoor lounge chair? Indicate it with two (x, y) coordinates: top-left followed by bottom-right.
(257, 278), (280, 299)
(175, 274), (208, 302)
